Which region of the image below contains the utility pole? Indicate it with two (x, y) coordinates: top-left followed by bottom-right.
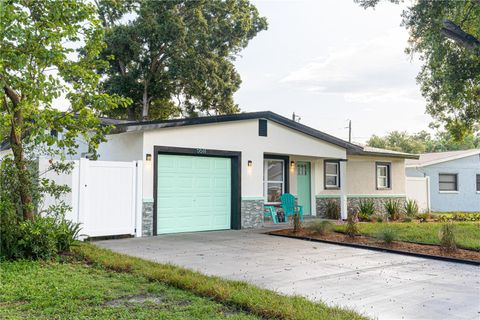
(346, 119), (352, 143)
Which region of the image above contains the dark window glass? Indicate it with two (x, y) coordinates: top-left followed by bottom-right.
(258, 119), (267, 137)
(439, 174), (458, 191)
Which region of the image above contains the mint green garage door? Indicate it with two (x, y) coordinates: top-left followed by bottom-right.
(156, 154), (231, 234)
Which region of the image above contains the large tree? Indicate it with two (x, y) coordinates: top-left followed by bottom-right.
(0, 0), (127, 219)
(96, 0), (267, 121)
(356, 0), (480, 139)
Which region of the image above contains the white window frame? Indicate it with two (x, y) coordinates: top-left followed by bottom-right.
(439, 173), (458, 192)
(376, 163), (391, 189)
(324, 161), (340, 189)
(263, 159), (285, 204)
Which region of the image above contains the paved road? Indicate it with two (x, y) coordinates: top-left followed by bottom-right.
(97, 230), (480, 320)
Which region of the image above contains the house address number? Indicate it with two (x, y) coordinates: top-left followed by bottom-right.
(196, 148), (207, 154)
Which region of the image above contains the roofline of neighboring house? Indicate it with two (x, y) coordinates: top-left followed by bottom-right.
(347, 149), (420, 160)
(113, 111), (364, 152)
(405, 149), (480, 168)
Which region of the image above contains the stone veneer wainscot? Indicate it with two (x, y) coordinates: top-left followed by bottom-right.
(316, 195), (407, 217)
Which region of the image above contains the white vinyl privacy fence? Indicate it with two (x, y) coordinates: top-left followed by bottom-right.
(39, 158), (142, 238)
(405, 176), (430, 213)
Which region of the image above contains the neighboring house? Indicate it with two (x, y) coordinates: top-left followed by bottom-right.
(406, 149), (480, 212)
(1, 111), (418, 236)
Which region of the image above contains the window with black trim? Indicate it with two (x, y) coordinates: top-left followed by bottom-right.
(476, 174), (479, 192)
(439, 173), (458, 191)
(263, 159), (284, 203)
(324, 161), (340, 189)
(376, 162), (391, 189)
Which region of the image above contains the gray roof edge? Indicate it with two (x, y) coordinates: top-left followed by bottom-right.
(348, 149), (420, 160)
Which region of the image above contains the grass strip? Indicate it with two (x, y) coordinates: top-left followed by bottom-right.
(73, 243), (368, 320)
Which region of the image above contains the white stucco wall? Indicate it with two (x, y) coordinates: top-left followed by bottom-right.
(141, 119), (347, 200)
(95, 131), (144, 161)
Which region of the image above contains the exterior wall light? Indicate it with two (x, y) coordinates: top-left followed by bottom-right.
(290, 161), (295, 168)
(247, 160), (253, 167)
(146, 154), (152, 161)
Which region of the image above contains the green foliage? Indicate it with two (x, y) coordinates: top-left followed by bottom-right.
(345, 214), (358, 238)
(374, 215), (384, 223)
(439, 223), (457, 252)
(367, 130), (480, 154)
(96, 0), (268, 120)
(357, 0), (480, 137)
(436, 212), (480, 222)
(357, 199), (375, 221)
(404, 199), (419, 216)
(383, 199), (402, 221)
(403, 217), (413, 223)
(375, 226), (397, 244)
(335, 221), (479, 250)
(324, 199), (340, 219)
(307, 221), (334, 236)
(415, 212), (433, 222)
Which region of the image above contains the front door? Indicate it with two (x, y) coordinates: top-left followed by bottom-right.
(296, 161), (311, 215)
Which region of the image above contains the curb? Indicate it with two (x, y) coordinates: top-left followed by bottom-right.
(267, 232), (480, 266)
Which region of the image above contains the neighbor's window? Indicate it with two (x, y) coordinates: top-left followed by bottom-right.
(264, 159), (284, 203)
(324, 161), (340, 189)
(376, 163), (391, 189)
(476, 174), (479, 192)
(439, 173), (458, 191)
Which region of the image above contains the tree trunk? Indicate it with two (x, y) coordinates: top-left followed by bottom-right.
(10, 111), (34, 220)
(127, 106), (136, 121)
(141, 80), (149, 121)
(4, 86), (34, 220)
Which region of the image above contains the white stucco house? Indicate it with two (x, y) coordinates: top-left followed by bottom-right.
(406, 149), (480, 212)
(84, 111), (417, 236)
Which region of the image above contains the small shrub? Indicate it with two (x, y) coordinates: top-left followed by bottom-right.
(403, 216), (412, 223)
(376, 226), (397, 244)
(384, 199), (402, 221)
(307, 220), (333, 235)
(404, 199), (419, 216)
(357, 198), (375, 221)
(345, 214), (358, 238)
(292, 213), (302, 233)
(324, 199), (340, 220)
(375, 215), (384, 223)
(439, 223), (457, 252)
(415, 212), (432, 222)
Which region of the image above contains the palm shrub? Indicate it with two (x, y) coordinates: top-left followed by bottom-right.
(324, 199), (340, 219)
(307, 220), (333, 236)
(357, 198), (375, 221)
(439, 223), (457, 252)
(404, 199), (419, 216)
(384, 199), (401, 221)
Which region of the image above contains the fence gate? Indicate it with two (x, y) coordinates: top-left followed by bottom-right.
(39, 158), (142, 238)
(406, 176), (430, 213)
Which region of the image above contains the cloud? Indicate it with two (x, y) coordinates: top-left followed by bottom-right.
(280, 27), (422, 103)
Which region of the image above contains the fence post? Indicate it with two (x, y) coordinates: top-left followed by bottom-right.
(77, 158), (89, 238)
(135, 161), (143, 237)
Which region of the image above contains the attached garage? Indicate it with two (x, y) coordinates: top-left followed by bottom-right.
(153, 147), (241, 235)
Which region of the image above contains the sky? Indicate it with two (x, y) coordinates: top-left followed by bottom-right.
(233, 0), (432, 143)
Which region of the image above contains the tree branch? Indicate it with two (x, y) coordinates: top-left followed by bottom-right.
(441, 19), (480, 55)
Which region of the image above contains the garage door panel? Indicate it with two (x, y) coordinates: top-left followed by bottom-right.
(157, 154), (231, 234)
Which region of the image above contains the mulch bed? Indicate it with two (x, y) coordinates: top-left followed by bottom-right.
(269, 229), (480, 263)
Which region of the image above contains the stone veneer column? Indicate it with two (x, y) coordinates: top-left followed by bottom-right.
(142, 200), (154, 236)
(241, 198), (264, 229)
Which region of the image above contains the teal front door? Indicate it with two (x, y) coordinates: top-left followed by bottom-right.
(156, 154), (231, 234)
(296, 161), (311, 215)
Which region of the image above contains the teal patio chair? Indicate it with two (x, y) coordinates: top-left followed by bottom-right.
(280, 193), (303, 222)
(264, 205), (278, 224)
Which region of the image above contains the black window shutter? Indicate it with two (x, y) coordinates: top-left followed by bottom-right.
(258, 119), (267, 137)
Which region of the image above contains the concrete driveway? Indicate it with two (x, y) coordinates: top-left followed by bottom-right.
(97, 230), (480, 320)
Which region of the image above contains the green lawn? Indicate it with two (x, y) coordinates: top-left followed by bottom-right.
(0, 260), (259, 320)
(0, 244), (367, 320)
(334, 221), (480, 251)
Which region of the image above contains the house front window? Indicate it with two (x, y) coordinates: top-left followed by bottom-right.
(477, 174), (480, 192)
(439, 173), (458, 191)
(324, 161), (340, 189)
(264, 159), (285, 203)
(376, 162), (391, 189)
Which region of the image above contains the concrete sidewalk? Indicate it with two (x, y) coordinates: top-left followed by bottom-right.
(96, 229), (480, 320)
